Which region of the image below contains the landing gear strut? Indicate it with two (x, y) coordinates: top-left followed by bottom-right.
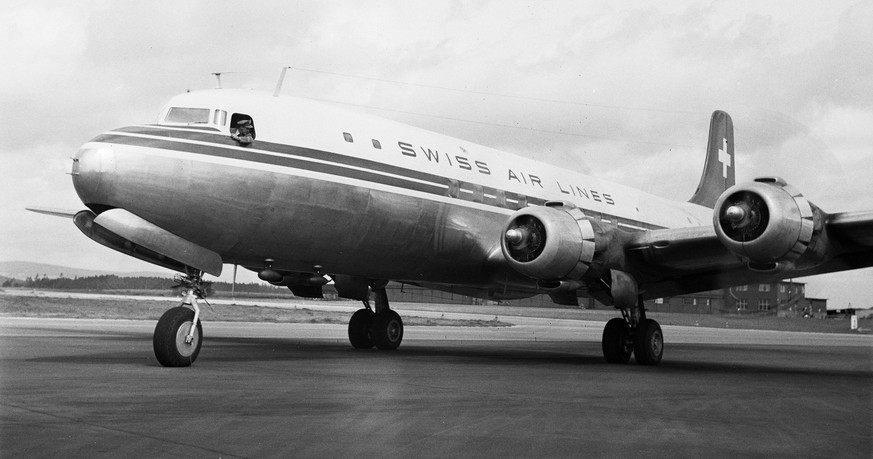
(153, 272), (207, 367)
(601, 271), (663, 365)
(347, 282), (403, 350)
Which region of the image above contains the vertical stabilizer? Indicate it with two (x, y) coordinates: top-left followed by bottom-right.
(689, 110), (735, 208)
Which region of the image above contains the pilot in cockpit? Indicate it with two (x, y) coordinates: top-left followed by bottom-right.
(231, 119), (254, 145)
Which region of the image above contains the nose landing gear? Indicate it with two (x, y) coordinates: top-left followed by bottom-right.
(153, 272), (208, 367)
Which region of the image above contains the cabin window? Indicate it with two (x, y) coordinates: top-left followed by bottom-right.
(485, 189), (505, 208)
(446, 180), (460, 199)
(493, 189), (506, 208)
(213, 110), (227, 126)
(460, 182), (484, 203)
(343, 132), (354, 143)
(230, 113), (256, 139)
(505, 192), (527, 210)
(372, 139), (382, 149)
(165, 107), (210, 124)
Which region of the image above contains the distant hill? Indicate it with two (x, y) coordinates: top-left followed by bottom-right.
(0, 261), (172, 280)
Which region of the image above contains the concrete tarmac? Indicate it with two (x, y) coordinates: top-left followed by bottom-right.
(1, 315), (871, 458)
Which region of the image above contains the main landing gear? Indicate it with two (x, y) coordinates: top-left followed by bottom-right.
(153, 272), (207, 367)
(348, 283), (404, 350)
(601, 296), (663, 365)
(600, 270), (663, 365)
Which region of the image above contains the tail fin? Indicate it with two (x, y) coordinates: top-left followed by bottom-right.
(689, 110), (736, 208)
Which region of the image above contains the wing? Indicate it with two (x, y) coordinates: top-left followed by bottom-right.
(26, 207), (81, 218)
(625, 209), (873, 299)
(828, 210), (873, 247)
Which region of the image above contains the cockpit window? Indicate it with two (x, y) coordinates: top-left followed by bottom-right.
(229, 113), (256, 141)
(213, 110), (227, 126)
(164, 107), (210, 124)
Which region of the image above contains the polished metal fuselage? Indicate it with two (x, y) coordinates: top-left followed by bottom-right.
(71, 89), (713, 297)
(71, 130), (526, 288)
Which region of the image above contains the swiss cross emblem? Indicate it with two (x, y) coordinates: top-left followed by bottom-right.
(718, 138), (731, 178)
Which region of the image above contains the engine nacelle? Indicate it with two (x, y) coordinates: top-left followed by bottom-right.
(500, 203), (597, 281)
(713, 177), (823, 271)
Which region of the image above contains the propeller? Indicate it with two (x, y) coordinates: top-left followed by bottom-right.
(719, 191), (769, 242)
(505, 215), (547, 262)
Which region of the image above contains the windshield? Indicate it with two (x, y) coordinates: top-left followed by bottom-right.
(164, 107), (211, 124)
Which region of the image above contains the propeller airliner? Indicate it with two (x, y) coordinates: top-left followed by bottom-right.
(30, 79), (873, 366)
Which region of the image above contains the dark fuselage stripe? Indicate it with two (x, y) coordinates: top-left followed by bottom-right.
(95, 133), (452, 199)
(113, 125), (453, 189)
(96, 127), (662, 230)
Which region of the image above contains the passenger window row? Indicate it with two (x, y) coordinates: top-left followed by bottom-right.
(337, 130), (654, 229)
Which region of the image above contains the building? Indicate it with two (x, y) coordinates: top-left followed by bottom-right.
(646, 280), (825, 317)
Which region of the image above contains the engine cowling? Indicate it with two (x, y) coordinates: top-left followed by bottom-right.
(713, 177), (823, 271)
(500, 203), (597, 281)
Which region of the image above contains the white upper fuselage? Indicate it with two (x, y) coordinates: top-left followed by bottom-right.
(156, 90), (711, 230)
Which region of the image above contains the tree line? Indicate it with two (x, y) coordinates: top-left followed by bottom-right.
(3, 274), (289, 294)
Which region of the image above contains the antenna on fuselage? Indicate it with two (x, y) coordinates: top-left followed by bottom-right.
(273, 66), (293, 97)
(211, 72), (243, 89)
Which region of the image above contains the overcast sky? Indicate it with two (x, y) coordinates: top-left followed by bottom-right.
(2, 1), (871, 308)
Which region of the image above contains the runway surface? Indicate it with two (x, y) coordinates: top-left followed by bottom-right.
(1, 313), (871, 457)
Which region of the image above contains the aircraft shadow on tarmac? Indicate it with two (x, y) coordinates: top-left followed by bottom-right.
(27, 335), (872, 380)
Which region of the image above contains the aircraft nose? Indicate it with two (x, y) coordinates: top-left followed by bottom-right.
(72, 145), (117, 209)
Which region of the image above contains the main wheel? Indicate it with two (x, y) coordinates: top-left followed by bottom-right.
(348, 308), (375, 349)
(634, 318), (664, 366)
(602, 318), (632, 364)
(373, 310), (403, 350)
(153, 306), (202, 367)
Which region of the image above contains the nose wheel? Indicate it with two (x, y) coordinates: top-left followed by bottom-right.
(153, 306), (203, 367)
(153, 272), (208, 367)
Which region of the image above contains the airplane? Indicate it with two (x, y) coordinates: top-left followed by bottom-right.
(29, 82), (873, 368)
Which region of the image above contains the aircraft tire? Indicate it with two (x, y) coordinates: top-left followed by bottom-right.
(348, 308), (376, 349)
(633, 319), (664, 366)
(153, 306), (202, 367)
(602, 318), (632, 364)
(373, 310), (403, 350)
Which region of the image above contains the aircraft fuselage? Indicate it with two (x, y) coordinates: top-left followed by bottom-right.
(72, 89), (711, 295)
